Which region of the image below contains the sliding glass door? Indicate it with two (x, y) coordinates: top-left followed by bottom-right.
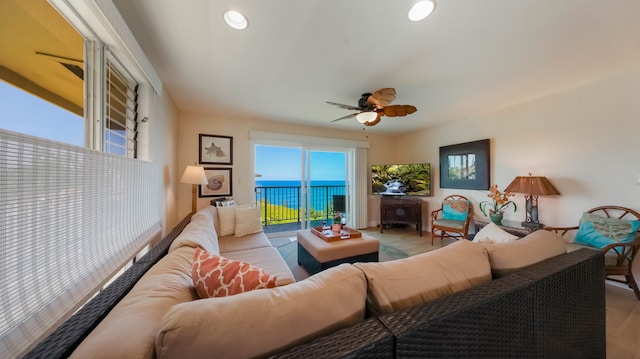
(255, 144), (350, 234)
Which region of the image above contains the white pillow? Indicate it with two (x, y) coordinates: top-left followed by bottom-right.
(217, 204), (252, 236)
(234, 206), (263, 237)
(472, 222), (519, 244)
(217, 206), (237, 236)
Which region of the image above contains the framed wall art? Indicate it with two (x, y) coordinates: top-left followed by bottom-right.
(199, 134), (233, 165)
(439, 139), (490, 190)
(199, 167), (233, 197)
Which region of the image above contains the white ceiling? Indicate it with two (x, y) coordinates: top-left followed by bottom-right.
(113, 0), (640, 134)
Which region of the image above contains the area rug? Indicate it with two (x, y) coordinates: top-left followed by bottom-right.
(271, 231), (449, 281)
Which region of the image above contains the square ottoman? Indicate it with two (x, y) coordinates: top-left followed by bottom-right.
(297, 229), (379, 275)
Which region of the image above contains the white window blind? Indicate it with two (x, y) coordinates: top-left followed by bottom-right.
(0, 129), (161, 358)
(105, 59), (138, 158)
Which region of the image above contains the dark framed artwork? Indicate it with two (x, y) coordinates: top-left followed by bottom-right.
(199, 134), (233, 165)
(199, 167), (233, 197)
(439, 139), (490, 190)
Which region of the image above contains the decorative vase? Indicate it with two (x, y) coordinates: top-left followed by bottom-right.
(331, 223), (342, 232)
(489, 212), (503, 225)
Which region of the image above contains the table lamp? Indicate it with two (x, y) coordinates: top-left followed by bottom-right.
(504, 173), (560, 229)
(181, 164), (208, 213)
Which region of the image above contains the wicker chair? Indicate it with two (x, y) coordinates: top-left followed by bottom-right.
(430, 194), (472, 245)
(545, 205), (640, 300)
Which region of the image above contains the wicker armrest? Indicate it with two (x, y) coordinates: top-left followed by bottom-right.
(544, 225), (579, 236)
(430, 207), (443, 220)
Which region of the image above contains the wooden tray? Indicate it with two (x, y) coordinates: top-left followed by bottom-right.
(311, 226), (362, 242)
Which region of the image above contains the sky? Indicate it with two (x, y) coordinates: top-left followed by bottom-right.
(255, 145), (346, 181)
(0, 81), (83, 146)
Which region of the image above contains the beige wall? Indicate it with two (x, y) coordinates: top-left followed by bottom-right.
(175, 65), (640, 230)
(177, 113), (396, 219)
(148, 89), (180, 237)
(397, 65), (640, 229)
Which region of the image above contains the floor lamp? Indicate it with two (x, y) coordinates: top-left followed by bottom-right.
(180, 165), (208, 214)
(504, 174), (560, 229)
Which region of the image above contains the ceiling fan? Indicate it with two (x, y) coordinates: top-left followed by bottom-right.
(326, 88), (417, 127)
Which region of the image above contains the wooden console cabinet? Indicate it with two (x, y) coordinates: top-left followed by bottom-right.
(380, 196), (423, 236)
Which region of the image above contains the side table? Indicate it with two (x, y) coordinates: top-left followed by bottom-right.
(473, 219), (535, 238)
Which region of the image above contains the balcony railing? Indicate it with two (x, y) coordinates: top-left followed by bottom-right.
(255, 184), (345, 232)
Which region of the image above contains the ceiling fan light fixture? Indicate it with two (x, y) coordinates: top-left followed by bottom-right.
(224, 10), (248, 30)
(408, 0), (436, 22)
(356, 112), (378, 124)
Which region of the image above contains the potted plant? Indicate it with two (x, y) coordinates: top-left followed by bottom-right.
(479, 185), (517, 224)
(332, 212), (343, 232)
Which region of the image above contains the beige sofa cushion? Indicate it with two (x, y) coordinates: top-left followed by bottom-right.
(481, 229), (567, 277)
(218, 231), (272, 253)
(169, 207), (219, 254)
(223, 246), (295, 286)
(354, 240), (491, 316)
(70, 246), (197, 359)
(155, 264), (367, 359)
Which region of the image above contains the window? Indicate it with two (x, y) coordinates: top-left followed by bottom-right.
(0, 0), (142, 158)
(106, 58), (139, 157)
(0, 0), (85, 146)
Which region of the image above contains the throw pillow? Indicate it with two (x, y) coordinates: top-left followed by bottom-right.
(234, 206), (263, 237)
(216, 204), (250, 236)
(192, 247), (277, 298)
(575, 212), (640, 249)
(442, 199), (469, 221)
(217, 206), (237, 236)
(472, 222), (519, 244)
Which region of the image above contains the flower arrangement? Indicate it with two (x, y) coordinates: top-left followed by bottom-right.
(332, 212), (343, 224)
(479, 185), (517, 217)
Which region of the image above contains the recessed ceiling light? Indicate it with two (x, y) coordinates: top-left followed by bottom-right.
(224, 10), (248, 30)
(408, 0), (436, 22)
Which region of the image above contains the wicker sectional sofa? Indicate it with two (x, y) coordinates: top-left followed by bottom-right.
(26, 208), (606, 359)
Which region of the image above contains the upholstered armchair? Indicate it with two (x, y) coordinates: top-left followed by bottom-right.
(430, 195), (472, 245)
(545, 205), (640, 300)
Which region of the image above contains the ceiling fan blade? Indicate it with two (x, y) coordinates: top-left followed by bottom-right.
(330, 113), (358, 122)
(326, 101), (361, 111)
(383, 104), (417, 117)
(369, 88), (397, 108)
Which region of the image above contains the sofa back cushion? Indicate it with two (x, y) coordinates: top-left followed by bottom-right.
(169, 207), (219, 254)
(156, 264), (367, 359)
(353, 240), (491, 316)
(481, 229), (567, 277)
(70, 246), (197, 359)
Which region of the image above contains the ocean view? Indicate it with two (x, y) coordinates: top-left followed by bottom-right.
(255, 179), (345, 210)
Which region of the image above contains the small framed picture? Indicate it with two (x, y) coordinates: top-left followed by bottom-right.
(199, 134), (233, 165)
(199, 168), (233, 197)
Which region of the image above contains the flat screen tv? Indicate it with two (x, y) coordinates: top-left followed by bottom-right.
(371, 163), (431, 196)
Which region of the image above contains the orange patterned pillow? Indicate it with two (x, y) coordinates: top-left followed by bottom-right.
(192, 247), (277, 298)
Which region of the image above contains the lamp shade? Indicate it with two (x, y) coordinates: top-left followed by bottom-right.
(180, 165), (208, 185)
(356, 111), (378, 124)
(504, 175), (560, 196)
